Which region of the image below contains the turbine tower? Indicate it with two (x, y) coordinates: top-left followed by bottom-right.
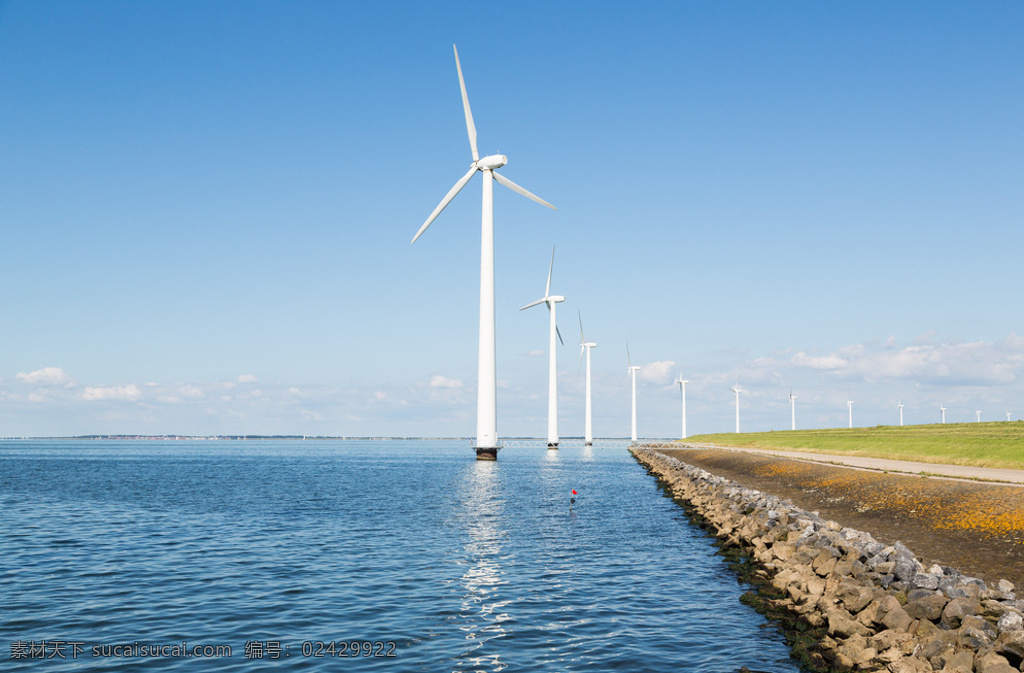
(627, 345), (641, 443)
(412, 45), (556, 460)
(789, 389), (797, 431)
(898, 398), (904, 426)
(977, 410), (982, 423)
(675, 373), (689, 439)
(729, 384), (742, 433)
(578, 312), (597, 446)
(520, 246), (564, 449)
(847, 396), (854, 428)
(940, 405), (946, 424)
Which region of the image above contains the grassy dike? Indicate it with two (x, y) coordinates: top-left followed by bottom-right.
(683, 422), (1024, 470)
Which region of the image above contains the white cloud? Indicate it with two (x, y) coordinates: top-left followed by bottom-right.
(527, 350), (545, 358)
(373, 391), (387, 401)
(237, 374), (258, 383)
(83, 384), (142, 401)
(639, 360), (676, 385)
(429, 375), (463, 389)
(16, 366), (72, 386)
(791, 352), (847, 370)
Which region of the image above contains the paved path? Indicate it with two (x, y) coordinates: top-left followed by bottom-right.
(699, 444), (1024, 486)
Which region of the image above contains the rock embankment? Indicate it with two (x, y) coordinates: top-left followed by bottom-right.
(633, 447), (1024, 673)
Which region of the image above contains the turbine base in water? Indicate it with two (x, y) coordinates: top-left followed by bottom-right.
(474, 446), (499, 461)
(547, 442), (558, 450)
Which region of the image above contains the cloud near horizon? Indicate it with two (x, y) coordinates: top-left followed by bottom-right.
(429, 375), (463, 389)
(83, 384), (143, 401)
(16, 366), (72, 386)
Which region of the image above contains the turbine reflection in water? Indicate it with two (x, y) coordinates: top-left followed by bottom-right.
(455, 461), (511, 671)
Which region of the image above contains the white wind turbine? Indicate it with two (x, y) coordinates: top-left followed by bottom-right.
(977, 410), (982, 423)
(1008, 410), (1013, 422)
(412, 45), (556, 460)
(789, 389), (797, 431)
(898, 398), (904, 426)
(847, 395), (854, 428)
(578, 312), (597, 446)
(520, 246), (564, 449)
(940, 405), (946, 424)
(729, 384), (742, 433)
(675, 373), (689, 439)
(627, 345), (641, 443)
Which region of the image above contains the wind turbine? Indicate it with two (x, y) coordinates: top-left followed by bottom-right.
(729, 384), (742, 433)
(578, 312), (597, 446)
(412, 45), (556, 460)
(847, 395), (854, 429)
(977, 410), (982, 423)
(675, 373), (689, 439)
(1008, 410), (1013, 422)
(940, 405), (946, 424)
(627, 345), (641, 442)
(898, 398), (904, 426)
(520, 246), (564, 449)
(789, 389), (797, 431)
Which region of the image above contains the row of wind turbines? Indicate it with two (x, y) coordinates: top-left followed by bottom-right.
(410, 45), (1003, 456)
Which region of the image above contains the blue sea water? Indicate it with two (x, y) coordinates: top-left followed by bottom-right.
(1, 440), (801, 672)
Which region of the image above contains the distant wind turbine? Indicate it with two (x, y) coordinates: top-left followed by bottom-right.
(675, 373), (689, 439)
(627, 344), (641, 443)
(729, 384), (742, 433)
(1008, 410), (1013, 422)
(521, 246), (565, 449)
(940, 405), (946, 424)
(412, 45), (556, 460)
(977, 410), (982, 423)
(578, 312), (597, 447)
(789, 389), (797, 431)
(847, 395), (854, 429)
(898, 398), (904, 426)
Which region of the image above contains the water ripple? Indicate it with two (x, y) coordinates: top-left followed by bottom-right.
(1, 440), (799, 672)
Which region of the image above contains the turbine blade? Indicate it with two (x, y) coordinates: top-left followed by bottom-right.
(544, 245), (556, 297)
(493, 171), (556, 209)
(578, 310), (584, 342)
(519, 298), (546, 311)
(453, 45), (478, 163)
(577, 345), (584, 380)
(626, 343), (632, 368)
(556, 324), (564, 346)
(411, 167), (477, 243)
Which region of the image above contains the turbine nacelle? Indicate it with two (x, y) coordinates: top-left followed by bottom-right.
(547, 295), (565, 303)
(475, 154), (508, 170)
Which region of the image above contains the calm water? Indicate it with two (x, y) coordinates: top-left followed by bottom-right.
(1, 440), (801, 672)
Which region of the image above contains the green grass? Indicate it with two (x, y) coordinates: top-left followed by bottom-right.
(682, 422), (1024, 470)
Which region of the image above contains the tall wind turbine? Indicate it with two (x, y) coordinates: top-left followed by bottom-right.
(729, 384), (742, 433)
(898, 398), (904, 426)
(627, 345), (641, 442)
(675, 374), (689, 439)
(520, 246), (564, 449)
(412, 45), (556, 460)
(578, 312), (597, 446)
(789, 389), (797, 431)
(977, 410), (982, 423)
(847, 395), (854, 428)
(940, 405), (946, 424)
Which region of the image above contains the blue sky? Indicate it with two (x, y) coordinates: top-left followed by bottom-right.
(2, 1), (1022, 438)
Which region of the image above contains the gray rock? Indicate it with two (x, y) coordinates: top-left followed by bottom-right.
(997, 611), (1023, 633)
(911, 572), (941, 590)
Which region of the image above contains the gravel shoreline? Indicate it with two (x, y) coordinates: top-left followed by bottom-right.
(657, 448), (1024, 589)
